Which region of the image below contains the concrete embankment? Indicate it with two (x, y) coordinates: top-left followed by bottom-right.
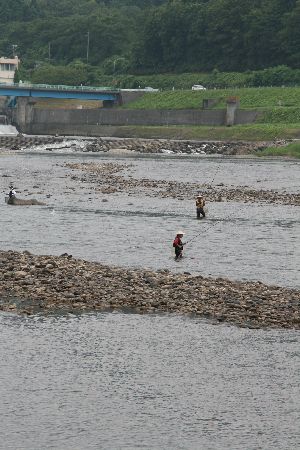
(0, 134), (290, 156)
(0, 250), (299, 329)
(0, 135), (63, 151)
(81, 136), (273, 155)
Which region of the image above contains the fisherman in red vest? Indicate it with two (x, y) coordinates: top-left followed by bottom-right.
(173, 231), (185, 260)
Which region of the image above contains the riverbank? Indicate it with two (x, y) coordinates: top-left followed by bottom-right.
(258, 141), (300, 158)
(0, 250), (299, 329)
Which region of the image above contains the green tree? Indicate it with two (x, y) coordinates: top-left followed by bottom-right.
(280, 0), (300, 68)
(0, 0), (25, 21)
(31, 63), (89, 85)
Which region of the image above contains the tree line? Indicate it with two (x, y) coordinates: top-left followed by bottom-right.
(0, 0), (299, 82)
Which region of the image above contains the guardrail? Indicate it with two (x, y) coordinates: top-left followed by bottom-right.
(0, 82), (120, 92)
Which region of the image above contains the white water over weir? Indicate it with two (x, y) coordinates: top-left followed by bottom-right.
(0, 124), (18, 135)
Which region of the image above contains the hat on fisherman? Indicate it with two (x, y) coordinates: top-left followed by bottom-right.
(176, 230), (185, 235)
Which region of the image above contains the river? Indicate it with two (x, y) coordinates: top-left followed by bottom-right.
(0, 148), (299, 449)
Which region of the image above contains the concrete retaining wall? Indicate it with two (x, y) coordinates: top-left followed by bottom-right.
(235, 109), (260, 124)
(13, 98), (259, 135)
(33, 108), (227, 126)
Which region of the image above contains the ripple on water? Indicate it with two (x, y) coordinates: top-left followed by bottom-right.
(0, 312), (299, 450)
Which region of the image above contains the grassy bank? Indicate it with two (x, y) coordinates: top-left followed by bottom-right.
(35, 86), (300, 142)
(123, 87), (300, 110)
(259, 142), (300, 158)
(121, 87), (300, 141)
(106, 124), (300, 141)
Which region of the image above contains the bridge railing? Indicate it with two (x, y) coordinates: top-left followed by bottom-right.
(0, 82), (120, 92)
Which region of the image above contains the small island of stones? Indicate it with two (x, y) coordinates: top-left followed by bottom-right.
(0, 250), (299, 329)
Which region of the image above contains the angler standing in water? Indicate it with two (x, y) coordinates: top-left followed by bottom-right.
(173, 231), (185, 260)
(196, 194), (206, 219)
(8, 185), (16, 198)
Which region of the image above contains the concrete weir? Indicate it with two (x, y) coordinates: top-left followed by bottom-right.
(12, 97), (259, 136)
(0, 134), (63, 149)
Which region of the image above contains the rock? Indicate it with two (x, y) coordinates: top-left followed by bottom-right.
(15, 271), (28, 278)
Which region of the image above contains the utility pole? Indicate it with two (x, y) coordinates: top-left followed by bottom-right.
(86, 31), (90, 63)
(48, 42), (51, 62)
(12, 44), (18, 57)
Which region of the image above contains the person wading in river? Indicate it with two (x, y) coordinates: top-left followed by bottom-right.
(173, 231), (185, 260)
(8, 185), (16, 198)
(196, 194), (206, 219)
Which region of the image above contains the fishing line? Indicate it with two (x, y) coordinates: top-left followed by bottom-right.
(204, 160), (221, 188)
(183, 218), (222, 246)
(172, 158), (227, 254)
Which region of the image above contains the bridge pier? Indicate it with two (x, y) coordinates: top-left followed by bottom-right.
(12, 97), (35, 133)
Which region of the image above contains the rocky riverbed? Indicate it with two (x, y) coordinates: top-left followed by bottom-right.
(0, 250), (299, 329)
(66, 161), (300, 206)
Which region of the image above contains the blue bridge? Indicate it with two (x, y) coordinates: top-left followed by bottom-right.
(0, 82), (121, 103)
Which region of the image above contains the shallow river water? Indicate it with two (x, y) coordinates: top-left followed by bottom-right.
(0, 149), (299, 449)
(1, 312), (300, 450)
(0, 151), (299, 287)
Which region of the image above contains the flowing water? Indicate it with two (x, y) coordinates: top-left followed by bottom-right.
(0, 148), (299, 449)
(0, 124), (18, 135)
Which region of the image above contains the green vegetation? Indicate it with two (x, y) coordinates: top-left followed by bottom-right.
(0, 0), (299, 80)
(258, 142), (300, 158)
(123, 87), (300, 110)
(2, 1), (299, 144)
(257, 107), (300, 123)
(24, 66), (300, 90)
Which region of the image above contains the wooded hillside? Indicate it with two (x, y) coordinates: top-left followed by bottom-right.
(1, 0), (299, 80)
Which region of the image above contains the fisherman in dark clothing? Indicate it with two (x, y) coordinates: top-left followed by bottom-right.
(196, 194), (205, 219)
(173, 231), (185, 260)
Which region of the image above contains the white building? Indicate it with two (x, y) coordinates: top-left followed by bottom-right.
(0, 56), (20, 84)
